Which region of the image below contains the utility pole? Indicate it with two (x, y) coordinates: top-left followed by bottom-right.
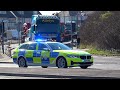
(1, 20), (4, 54)
(77, 12), (79, 32)
(80, 11), (83, 28)
(71, 16), (73, 49)
(10, 11), (20, 45)
(63, 11), (65, 24)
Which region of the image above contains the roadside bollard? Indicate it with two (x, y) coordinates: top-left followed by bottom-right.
(7, 41), (12, 57)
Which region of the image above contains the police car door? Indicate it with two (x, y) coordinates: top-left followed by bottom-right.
(25, 43), (37, 64)
(38, 43), (50, 65)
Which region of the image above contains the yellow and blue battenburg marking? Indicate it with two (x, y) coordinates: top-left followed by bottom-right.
(41, 57), (49, 64)
(13, 49), (60, 65)
(18, 50), (26, 56)
(50, 52), (59, 58)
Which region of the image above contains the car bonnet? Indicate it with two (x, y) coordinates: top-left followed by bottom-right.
(53, 50), (91, 55)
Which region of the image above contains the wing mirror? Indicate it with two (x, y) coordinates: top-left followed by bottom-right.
(33, 24), (37, 32)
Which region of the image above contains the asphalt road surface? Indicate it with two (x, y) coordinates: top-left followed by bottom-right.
(0, 55), (120, 79)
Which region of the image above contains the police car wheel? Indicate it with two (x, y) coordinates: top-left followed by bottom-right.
(57, 57), (67, 68)
(41, 66), (48, 68)
(18, 57), (27, 67)
(80, 66), (88, 69)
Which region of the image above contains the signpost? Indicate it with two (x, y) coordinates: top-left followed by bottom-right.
(0, 20), (9, 54)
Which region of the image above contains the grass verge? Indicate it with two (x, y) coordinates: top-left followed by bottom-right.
(80, 44), (120, 56)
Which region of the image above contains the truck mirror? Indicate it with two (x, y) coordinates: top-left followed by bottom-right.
(33, 25), (36, 32)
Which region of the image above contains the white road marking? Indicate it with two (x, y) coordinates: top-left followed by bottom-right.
(0, 63), (120, 70)
(0, 63), (18, 68)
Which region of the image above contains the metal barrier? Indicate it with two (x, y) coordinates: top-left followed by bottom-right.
(0, 20), (22, 55)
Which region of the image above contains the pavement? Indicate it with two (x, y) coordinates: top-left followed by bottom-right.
(0, 53), (13, 63)
(0, 43), (18, 63)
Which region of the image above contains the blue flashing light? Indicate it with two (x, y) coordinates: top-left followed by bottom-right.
(35, 39), (47, 42)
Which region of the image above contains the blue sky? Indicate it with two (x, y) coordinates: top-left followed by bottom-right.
(40, 11), (61, 15)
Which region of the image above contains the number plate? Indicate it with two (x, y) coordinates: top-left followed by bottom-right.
(83, 59), (90, 62)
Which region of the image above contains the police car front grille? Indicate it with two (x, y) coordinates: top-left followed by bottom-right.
(87, 56), (91, 59)
(80, 56), (86, 59)
(80, 56), (91, 59)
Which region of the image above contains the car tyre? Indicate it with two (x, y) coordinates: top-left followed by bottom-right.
(18, 57), (27, 68)
(57, 57), (68, 68)
(41, 66), (48, 68)
(80, 66), (88, 69)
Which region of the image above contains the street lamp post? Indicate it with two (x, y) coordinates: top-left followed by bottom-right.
(10, 11), (20, 45)
(71, 16), (73, 49)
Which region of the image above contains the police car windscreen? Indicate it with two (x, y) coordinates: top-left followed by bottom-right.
(47, 43), (72, 50)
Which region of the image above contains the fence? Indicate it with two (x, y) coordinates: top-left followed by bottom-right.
(59, 15), (87, 24)
(0, 20), (23, 55)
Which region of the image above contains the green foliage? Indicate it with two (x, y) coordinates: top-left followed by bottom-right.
(79, 11), (120, 51)
(87, 48), (120, 56)
(87, 49), (111, 56)
(80, 44), (96, 49)
(100, 11), (112, 20)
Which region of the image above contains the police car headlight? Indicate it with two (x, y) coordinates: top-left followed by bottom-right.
(67, 55), (79, 58)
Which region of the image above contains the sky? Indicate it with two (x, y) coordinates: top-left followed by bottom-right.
(40, 11), (61, 15)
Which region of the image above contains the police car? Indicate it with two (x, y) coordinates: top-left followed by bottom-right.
(12, 41), (93, 69)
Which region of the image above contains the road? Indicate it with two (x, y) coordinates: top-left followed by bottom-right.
(0, 55), (120, 79)
(0, 43), (120, 79)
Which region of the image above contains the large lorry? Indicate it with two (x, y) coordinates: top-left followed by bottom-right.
(29, 15), (61, 42)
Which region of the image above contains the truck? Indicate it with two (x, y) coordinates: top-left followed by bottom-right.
(29, 15), (61, 42)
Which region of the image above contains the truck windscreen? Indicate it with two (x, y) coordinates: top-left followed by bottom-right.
(65, 24), (72, 30)
(36, 19), (60, 33)
(36, 19), (59, 24)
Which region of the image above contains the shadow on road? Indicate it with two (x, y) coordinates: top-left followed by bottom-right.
(0, 73), (119, 79)
(0, 55), (3, 59)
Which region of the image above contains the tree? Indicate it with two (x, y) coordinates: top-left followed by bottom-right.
(79, 11), (120, 50)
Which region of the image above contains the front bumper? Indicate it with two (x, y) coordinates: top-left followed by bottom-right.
(71, 61), (93, 67)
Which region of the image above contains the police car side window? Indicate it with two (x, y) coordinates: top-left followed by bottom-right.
(28, 43), (37, 50)
(38, 43), (47, 50)
(19, 44), (29, 50)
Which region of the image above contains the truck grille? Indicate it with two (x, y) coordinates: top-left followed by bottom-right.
(80, 56), (91, 59)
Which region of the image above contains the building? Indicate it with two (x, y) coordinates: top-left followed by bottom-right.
(0, 11), (41, 32)
(58, 11), (95, 24)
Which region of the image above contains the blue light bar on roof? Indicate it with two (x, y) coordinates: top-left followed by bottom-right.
(35, 39), (47, 42)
